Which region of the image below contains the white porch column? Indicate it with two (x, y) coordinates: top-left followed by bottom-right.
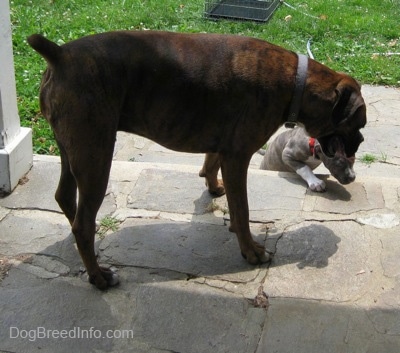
(0, 0), (33, 194)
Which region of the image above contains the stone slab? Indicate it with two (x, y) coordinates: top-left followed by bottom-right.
(0, 269), (119, 353)
(0, 209), (70, 256)
(380, 227), (400, 279)
(128, 168), (215, 215)
(0, 265), (266, 353)
(0, 157), (60, 212)
(265, 220), (391, 303)
(258, 298), (400, 353)
(128, 279), (266, 353)
(302, 178), (386, 214)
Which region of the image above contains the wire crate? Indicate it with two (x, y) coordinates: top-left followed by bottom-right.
(204, 0), (281, 22)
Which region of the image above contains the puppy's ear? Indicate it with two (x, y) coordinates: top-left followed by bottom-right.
(332, 79), (364, 127)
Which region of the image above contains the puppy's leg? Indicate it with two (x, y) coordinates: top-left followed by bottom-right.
(282, 148), (326, 192)
(219, 153), (271, 264)
(296, 165), (326, 192)
(55, 143), (77, 225)
(199, 153), (225, 196)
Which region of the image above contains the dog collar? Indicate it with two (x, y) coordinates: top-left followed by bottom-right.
(309, 137), (321, 159)
(285, 54), (309, 129)
(309, 137), (316, 156)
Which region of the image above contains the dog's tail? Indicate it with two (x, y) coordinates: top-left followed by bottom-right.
(27, 34), (62, 66)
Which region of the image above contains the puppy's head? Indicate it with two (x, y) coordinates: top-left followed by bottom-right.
(319, 135), (356, 185)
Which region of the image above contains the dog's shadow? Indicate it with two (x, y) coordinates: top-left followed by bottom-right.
(267, 223), (341, 270)
(38, 188), (340, 283)
(39, 219), (340, 284)
(101, 220), (340, 277)
(35, 184), (341, 283)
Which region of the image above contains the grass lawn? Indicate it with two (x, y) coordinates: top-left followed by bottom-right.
(10, 0), (400, 154)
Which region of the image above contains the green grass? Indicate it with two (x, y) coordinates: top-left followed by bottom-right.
(360, 153), (378, 165)
(10, 0), (400, 154)
(96, 216), (120, 239)
(359, 152), (388, 165)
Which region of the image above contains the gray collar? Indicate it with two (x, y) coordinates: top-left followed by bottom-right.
(285, 54), (309, 128)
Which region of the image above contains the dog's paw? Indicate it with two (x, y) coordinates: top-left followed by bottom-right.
(241, 242), (273, 265)
(199, 170), (225, 196)
(206, 179), (225, 197)
(309, 180), (326, 192)
(89, 267), (120, 289)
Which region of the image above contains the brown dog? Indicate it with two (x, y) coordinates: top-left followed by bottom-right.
(28, 31), (366, 289)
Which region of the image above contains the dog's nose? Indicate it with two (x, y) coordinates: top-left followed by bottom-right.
(346, 171), (356, 183)
(338, 170), (356, 185)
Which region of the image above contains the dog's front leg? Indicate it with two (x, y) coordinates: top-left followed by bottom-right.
(282, 149), (326, 192)
(219, 153), (272, 264)
(295, 165), (326, 192)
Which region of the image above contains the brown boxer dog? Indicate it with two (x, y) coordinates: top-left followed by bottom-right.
(28, 31), (366, 289)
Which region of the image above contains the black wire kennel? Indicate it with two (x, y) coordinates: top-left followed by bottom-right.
(204, 0), (281, 22)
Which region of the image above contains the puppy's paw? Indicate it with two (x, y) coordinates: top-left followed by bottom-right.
(309, 180), (326, 192)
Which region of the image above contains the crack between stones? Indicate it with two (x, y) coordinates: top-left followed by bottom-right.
(304, 216), (358, 222)
(0, 208), (12, 222)
(377, 238), (397, 282)
(151, 348), (181, 353)
(369, 98), (400, 105)
(270, 295), (355, 306)
(104, 262), (202, 280)
(253, 271), (271, 353)
(0, 206), (12, 217)
(1, 205), (63, 215)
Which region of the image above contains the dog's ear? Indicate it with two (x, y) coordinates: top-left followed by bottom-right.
(332, 79), (364, 127)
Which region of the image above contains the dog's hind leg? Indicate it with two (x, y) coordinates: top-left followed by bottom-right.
(50, 114), (118, 289)
(199, 153), (225, 196)
(69, 148), (118, 289)
(219, 153), (272, 265)
(55, 143), (77, 226)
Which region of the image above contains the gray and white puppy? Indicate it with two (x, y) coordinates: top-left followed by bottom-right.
(260, 127), (356, 192)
